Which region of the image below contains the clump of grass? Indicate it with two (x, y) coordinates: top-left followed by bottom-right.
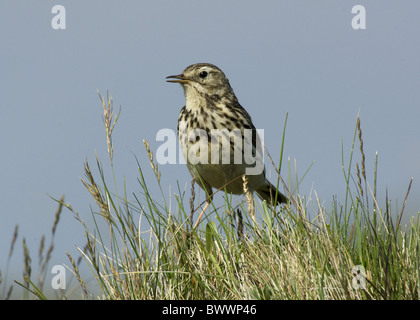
(62, 97), (418, 299)
(59, 95), (418, 299)
(4, 93), (418, 300)
(335, 114), (419, 299)
(0, 226), (19, 299)
(0, 195), (65, 300)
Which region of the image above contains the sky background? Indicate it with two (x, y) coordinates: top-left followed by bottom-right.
(1, 1), (419, 298)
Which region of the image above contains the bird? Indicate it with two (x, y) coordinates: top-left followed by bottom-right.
(166, 63), (287, 228)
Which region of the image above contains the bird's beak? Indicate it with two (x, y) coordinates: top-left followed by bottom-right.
(166, 74), (190, 84)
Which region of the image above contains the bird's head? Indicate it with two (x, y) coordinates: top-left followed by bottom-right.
(166, 63), (233, 97)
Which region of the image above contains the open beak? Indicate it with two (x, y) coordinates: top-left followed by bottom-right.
(166, 74), (190, 84)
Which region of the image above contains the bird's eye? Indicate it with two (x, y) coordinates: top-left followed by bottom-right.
(199, 71), (208, 79)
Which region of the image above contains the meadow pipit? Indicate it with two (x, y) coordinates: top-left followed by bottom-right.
(167, 63), (287, 227)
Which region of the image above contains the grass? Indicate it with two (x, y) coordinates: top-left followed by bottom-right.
(1, 93), (419, 300)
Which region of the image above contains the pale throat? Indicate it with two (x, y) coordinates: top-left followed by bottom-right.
(183, 84), (207, 112)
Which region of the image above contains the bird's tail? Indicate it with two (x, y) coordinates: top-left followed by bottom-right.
(256, 181), (288, 205)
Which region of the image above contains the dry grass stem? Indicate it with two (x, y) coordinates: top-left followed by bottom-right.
(98, 90), (120, 164)
(143, 139), (161, 183)
(66, 252), (88, 298)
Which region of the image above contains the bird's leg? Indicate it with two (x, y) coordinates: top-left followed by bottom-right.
(192, 199), (210, 230)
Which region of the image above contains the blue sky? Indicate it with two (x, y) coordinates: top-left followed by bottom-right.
(1, 1), (419, 297)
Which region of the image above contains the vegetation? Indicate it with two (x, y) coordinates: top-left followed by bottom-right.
(1, 93), (418, 300)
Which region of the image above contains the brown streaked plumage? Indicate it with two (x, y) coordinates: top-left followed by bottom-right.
(167, 63), (287, 227)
